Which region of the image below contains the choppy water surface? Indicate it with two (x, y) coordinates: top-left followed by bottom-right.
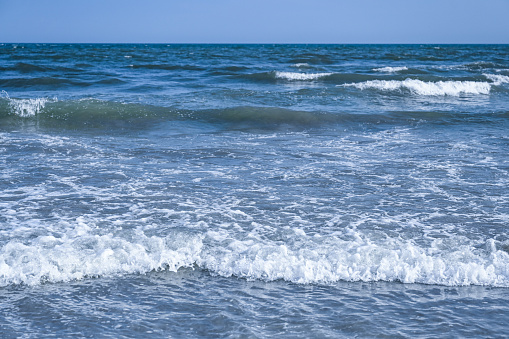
(1, 44), (509, 337)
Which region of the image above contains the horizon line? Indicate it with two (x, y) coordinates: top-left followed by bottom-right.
(2, 42), (509, 45)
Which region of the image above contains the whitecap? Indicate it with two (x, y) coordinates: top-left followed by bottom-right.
(290, 63), (311, 68)
(275, 71), (333, 81)
(2, 92), (56, 117)
(2, 224), (509, 287)
(0, 227), (203, 286)
(343, 79), (491, 96)
(484, 74), (509, 85)
(373, 66), (408, 73)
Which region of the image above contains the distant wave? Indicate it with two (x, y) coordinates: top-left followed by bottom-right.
(128, 64), (205, 71)
(436, 62), (509, 72)
(0, 62), (83, 73)
(274, 71), (333, 81)
(373, 66), (408, 73)
(288, 53), (334, 65)
(484, 73), (509, 85)
(240, 71), (376, 83)
(463, 61), (509, 70)
(290, 63), (312, 68)
(343, 79), (493, 96)
(0, 77), (90, 88)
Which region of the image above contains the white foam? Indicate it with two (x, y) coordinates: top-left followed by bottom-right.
(373, 66), (408, 73)
(3, 92), (55, 117)
(344, 79), (491, 96)
(290, 63), (311, 68)
(275, 71), (333, 81)
(0, 226), (203, 286)
(202, 233), (509, 286)
(484, 74), (509, 85)
(1, 223), (508, 287)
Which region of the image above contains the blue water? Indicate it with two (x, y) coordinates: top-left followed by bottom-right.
(1, 44), (509, 337)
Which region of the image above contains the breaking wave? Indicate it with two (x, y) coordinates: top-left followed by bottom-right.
(343, 79), (493, 96)
(1, 95), (507, 130)
(240, 71), (376, 83)
(484, 73), (509, 85)
(1, 224), (508, 287)
(373, 66), (409, 73)
(274, 71), (333, 81)
(1, 91), (55, 118)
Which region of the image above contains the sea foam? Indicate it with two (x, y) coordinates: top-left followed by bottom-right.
(1, 224), (508, 287)
(373, 66), (408, 73)
(1, 92), (54, 117)
(484, 73), (509, 85)
(344, 79), (492, 96)
(275, 71), (333, 81)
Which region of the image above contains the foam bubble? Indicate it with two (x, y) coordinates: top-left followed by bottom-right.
(373, 66), (408, 73)
(275, 71), (333, 81)
(344, 79), (491, 96)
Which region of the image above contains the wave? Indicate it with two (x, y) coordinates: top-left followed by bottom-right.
(373, 66), (408, 73)
(484, 73), (509, 85)
(464, 61), (509, 70)
(0, 77), (91, 88)
(95, 78), (126, 85)
(1, 96), (507, 129)
(288, 53), (334, 65)
(1, 225), (508, 287)
(343, 79), (493, 96)
(0, 62), (83, 73)
(436, 62), (509, 72)
(2, 94), (54, 118)
(0, 97), (330, 128)
(290, 63), (313, 69)
(128, 64), (205, 71)
(372, 66), (429, 75)
(220, 66), (250, 72)
(0, 96), (175, 132)
(240, 71), (376, 83)
(0, 76), (127, 89)
(275, 71), (333, 81)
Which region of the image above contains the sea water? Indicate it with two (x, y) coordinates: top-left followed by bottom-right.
(1, 44), (509, 337)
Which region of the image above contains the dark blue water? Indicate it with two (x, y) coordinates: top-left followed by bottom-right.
(1, 44), (509, 337)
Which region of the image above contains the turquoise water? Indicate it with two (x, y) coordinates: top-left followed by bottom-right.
(1, 44), (509, 337)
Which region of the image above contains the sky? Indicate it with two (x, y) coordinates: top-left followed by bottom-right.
(1, 0), (508, 44)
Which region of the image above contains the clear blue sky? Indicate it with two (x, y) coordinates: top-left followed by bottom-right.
(1, 0), (508, 43)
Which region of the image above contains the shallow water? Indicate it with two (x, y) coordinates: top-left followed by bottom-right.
(1, 44), (509, 337)
(2, 270), (509, 338)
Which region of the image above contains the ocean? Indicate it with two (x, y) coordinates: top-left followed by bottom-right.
(1, 44), (509, 337)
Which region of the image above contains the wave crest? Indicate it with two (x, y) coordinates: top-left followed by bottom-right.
(275, 71), (333, 81)
(484, 74), (509, 85)
(1, 225), (508, 287)
(373, 66), (408, 73)
(1, 91), (54, 117)
(344, 79), (492, 96)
